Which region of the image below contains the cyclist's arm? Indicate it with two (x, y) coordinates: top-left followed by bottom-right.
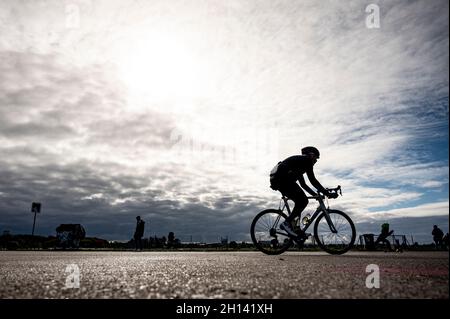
(298, 175), (317, 196)
(305, 168), (328, 195)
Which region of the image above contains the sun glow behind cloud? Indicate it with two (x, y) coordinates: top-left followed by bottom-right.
(112, 30), (214, 109)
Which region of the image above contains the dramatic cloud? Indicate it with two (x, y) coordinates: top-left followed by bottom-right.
(0, 0), (448, 243)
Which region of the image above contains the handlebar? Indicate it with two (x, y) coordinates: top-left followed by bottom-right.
(328, 185), (342, 196)
(316, 185), (342, 199)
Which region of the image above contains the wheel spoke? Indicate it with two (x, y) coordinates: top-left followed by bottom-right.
(261, 214), (272, 229)
(314, 211), (355, 254)
(251, 210), (293, 255)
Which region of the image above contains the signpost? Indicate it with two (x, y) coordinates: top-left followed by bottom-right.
(31, 202), (41, 236)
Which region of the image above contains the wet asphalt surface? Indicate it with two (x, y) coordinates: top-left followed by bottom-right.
(0, 251), (448, 299)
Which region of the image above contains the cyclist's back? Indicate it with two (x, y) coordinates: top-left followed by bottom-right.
(272, 155), (313, 182)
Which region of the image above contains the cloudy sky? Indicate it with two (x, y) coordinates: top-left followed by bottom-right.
(0, 0), (448, 243)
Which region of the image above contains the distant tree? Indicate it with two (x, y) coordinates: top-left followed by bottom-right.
(148, 236), (154, 248)
(142, 237), (149, 249)
(80, 237), (108, 248)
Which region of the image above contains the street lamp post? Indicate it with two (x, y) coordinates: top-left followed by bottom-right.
(31, 202), (41, 236)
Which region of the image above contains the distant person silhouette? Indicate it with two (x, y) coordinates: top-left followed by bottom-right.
(269, 146), (337, 238)
(134, 216), (145, 251)
(432, 225), (444, 250)
(374, 223), (394, 251)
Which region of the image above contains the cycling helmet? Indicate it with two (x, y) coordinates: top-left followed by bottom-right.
(301, 146), (320, 158)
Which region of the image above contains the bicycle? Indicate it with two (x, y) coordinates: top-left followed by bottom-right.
(250, 186), (356, 255)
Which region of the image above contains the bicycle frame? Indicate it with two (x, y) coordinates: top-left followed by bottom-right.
(278, 193), (338, 236)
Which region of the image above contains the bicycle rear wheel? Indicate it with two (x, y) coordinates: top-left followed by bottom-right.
(250, 209), (293, 255)
(314, 209), (356, 255)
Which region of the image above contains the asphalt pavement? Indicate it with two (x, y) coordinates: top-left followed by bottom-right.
(0, 251), (448, 299)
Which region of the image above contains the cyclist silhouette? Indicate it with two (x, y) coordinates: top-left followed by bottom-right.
(270, 146), (337, 238)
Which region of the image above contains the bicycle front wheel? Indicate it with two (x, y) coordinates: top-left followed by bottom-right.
(250, 209), (293, 255)
(314, 209), (356, 255)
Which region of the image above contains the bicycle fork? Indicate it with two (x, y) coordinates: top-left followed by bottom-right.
(302, 206), (338, 235)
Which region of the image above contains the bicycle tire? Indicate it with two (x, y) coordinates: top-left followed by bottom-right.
(314, 209), (356, 255)
(250, 209), (293, 255)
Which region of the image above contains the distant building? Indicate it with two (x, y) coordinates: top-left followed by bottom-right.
(56, 224), (86, 249)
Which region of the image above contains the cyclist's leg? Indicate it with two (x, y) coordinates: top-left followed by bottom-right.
(279, 182), (308, 224)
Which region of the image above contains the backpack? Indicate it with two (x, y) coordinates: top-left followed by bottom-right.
(269, 162), (282, 190)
